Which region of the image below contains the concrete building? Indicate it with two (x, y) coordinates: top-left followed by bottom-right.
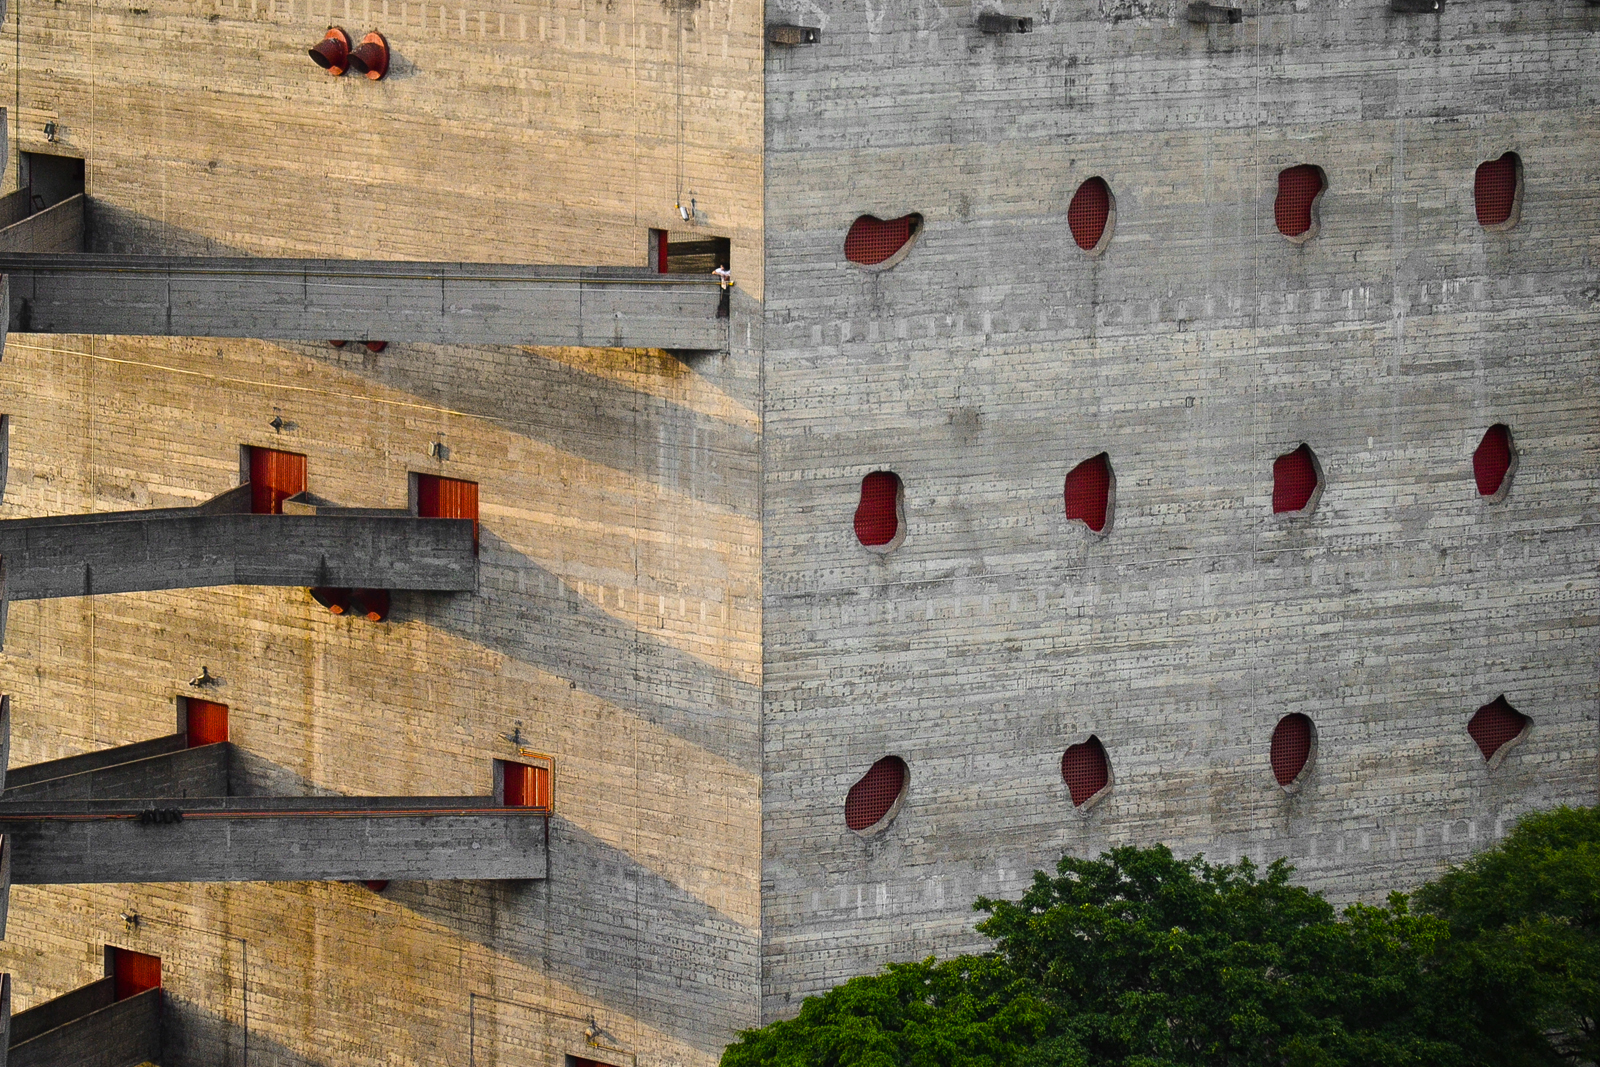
(0, 0), (1592, 1060)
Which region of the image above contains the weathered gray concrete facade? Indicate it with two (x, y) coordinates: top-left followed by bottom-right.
(759, 0), (1600, 1016)
(0, 0), (1589, 1060)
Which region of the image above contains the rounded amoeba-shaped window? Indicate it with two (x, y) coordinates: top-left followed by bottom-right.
(1064, 452), (1114, 534)
(1274, 164), (1327, 242)
(845, 756), (908, 833)
(1473, 424), (1516, 501)
(1468, 696), (1529, 765)
(1269, 713), (1316, 789)
(854, 471), (904, 551)
(845, 214), (923, 268)
(1272, 443), (1322, 515)
(1068, 177), (1114, 254)
(1474, 152), (1521, 230)
(1061, 736), (1111, 808)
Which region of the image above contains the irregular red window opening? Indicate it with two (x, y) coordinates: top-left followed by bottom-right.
(854, 471), (901, 547)
(185, 699), (229, 747)
(845, 215), (918, 266)
(1061, 737), (1109, 806)
(1068, 178), (1111, 252)
(845, 756), (906, 830)
(1272, 444), (1319, 514)
(1473, 424), (1513, 497)
(1275, 165), (1324, 238)
(1468, 697), (1528, 762)
(1270, 714), (1313, 786)
(247, 447), (307, 515)
(1475, 154), (1518, 228)
(1063, 453), (1112, 533)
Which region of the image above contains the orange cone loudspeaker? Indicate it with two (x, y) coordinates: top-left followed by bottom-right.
(308, 27), (351, 75)
(347, 32), (389, 80)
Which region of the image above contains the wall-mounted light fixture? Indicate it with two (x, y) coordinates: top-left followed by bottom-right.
(269, 415), (285, 433)
(189, 666), (218, 688)
(765, 23), (820, 44)
(977, 12), (1033, 33)
(42, 121), (58, 143)
(308, 27), (352, 75)
(427, 440), (449, 460)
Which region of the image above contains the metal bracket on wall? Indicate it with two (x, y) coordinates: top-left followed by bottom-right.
(978, 12), (1033, 32)
(766, 23), (820, 44)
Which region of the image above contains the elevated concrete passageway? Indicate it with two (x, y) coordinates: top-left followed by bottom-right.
(0, 254), (728, 350)
(2, 974), (161, 1067)
(0, 503), (476, 600)
(0, 731), (550, 884)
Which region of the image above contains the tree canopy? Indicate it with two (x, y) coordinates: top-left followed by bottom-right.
(723, 805), (1600, 1067)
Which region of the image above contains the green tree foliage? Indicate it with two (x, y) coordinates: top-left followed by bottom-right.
(723, 806), (1600, 1067)
(1414, 805), (1600, 1065)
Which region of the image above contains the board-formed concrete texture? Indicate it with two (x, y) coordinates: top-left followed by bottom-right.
(0, 0), (1592, 1060)
(759, 0), (1600, 1018)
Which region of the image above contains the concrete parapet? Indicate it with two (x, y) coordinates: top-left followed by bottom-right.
(5, 977), (160, 1067)
(0, 197), (84, 256)
(0, 510), (477, 601)
(0, 255), (728, 350)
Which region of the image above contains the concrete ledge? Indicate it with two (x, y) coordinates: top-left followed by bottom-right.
(0, 511), (477, 600)
(0, 254), (728, 349)
(0, 803), (548, 882)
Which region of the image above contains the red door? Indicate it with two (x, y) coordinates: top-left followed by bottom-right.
(417, 474), (479, 547)
(248, 447), (307, 514)
(110, 949), (161, 1000)
(503, 762), (552, 810)
(185, 700), (229, 747)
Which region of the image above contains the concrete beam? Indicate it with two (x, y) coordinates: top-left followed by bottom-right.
(0, 510), (477, 600)
(0, 799), (548, 882)
(0, 254), (728, 350)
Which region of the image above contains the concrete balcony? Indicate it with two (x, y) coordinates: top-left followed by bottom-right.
(0, 487), (476, 601)
(0, 254), (728, 350)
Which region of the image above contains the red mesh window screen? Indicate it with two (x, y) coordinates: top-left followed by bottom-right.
(1270, 714), (1313, 786)
(1061, 737), (1109, 806)
(1475, 154), (1518, 227)
(844, 756), (907, 830)
(503, 761), (553, 809)
(417, 474), (480, 547)
(247, 447), (307, 515)
(1469, 697), (1528, 762)
(1068, 178), (1111, 251)
(352, 589), (390, 622)
(185, 699), (228, 747)
(1063, 453), (1112, 533)
(1275, 165), (1324, 238)
(110, 949), (161, 1001)
(845, 215), (918, 266)
(1272, 444), (1319, 514)
(854, 471), (902, 547)
(310, 587), (353, 615)
(1473, 424), (1513, 497)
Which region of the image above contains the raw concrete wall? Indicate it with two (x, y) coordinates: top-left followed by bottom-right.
(759, 0), (1600, 1017)
(0, 330), (763, 1065)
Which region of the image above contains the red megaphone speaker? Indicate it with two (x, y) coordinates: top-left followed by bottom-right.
(308, 27), (351, 75)
(347, 32), (389, 80)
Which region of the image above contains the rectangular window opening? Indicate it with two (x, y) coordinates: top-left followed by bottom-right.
(20, 151), (86, 213)
(183, 698), (229, 747)
(661, 232), (730, 275)
(413, 472), (479, 549)
(105, 948), (161, 1001)
(243, 446), (308, 515)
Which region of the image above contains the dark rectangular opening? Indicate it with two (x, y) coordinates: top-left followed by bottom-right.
(105, 947), (161, 1001)
(21, 151), (86, 212)
(663, 233), (730, 275)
